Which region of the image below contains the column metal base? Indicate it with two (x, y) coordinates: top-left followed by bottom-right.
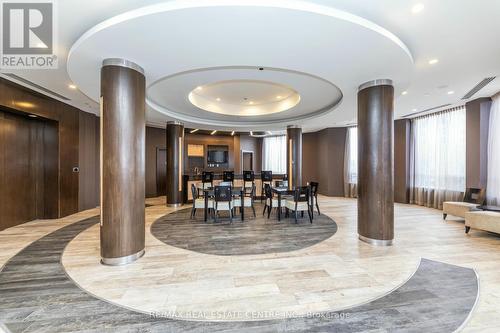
(101, 249), (145, 266)
(167, 203), (183, 208)
(359, 234), (393, 246)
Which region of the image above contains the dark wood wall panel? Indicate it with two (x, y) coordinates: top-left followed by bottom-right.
(0, 77), (99, 229)
(78, 112), (99, 210)
(314, 128), (346, 196)
(302, 132), (318, 184)
(0, 110), (59, 230)
(146, 127), (167, 198)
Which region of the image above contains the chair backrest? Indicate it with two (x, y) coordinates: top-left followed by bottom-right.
(309, 182), (319, 196)
(202, 171), (214, 184)
(294, 186), (310, 203)
(243, 170), (255, 182)
(264, 183), (273, 199)
(214, 186), (232, 202)
(223, 171), (234, 182)
(463, 188), (486, 205)
(261, 170), (273, 182)
(191, 183), (198, 200)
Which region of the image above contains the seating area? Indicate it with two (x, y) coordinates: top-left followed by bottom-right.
(191, 171), (319, 224)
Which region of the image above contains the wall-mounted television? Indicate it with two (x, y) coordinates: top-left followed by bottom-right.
(207, 150), (228, 164)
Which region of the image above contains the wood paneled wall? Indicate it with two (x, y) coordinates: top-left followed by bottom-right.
(146, 127), (166, 198)
(0, 78), (99, 230)
(394, 119), (411, 204)
(0, 110), (58, 229)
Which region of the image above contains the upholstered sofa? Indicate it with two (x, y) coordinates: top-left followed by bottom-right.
(443, 188), (485, 220)
(465, 211), (500, 235)
(443, 202), (480, 219)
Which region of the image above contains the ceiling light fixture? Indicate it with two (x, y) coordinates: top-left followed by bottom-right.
(276, 95), (282, 99)
(428, 58), (439, 65)
(411, 3), (424, 14)
(447, 91), (455, 95)
(412, 108), (417, 112)
(196, 86), (202, 90)
(28, 114), (38, 118)
(190, 129), (199, 133)
(249, 101), (254, 105)
(216, 97), (221, 101)
(68, 84), (77, 89)
(210, 130), (217, 135)
(401, 91), (408, 95)
(231, 131), (235, 136)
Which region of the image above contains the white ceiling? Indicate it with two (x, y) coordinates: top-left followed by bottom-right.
(1, 0), (499, 132)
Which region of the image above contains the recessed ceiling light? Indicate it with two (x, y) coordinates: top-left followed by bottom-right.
(447, 91), (455, 95)
(216, 97), (221, 101)
(190, 129), (199, 133)
(412, 108), (417, 112)
(428, 58), (439, 65)
(28, 114), (37, 118)
(276, 95), (282, 99)
(411, 3), (424, 14)
(231, 131), (235, 136)
(249, 101), (254, 105)
(196, 86), (202, 90)
(401, 91), (408, 95)
(210, 130), (217, 135)
(68, 84), (77, 90)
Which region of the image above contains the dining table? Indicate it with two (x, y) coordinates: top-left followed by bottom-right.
(203, 186), (245, 222)
(271, 186), (296, 221)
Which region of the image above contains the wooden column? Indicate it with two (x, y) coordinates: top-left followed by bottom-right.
(357, 80), (394, 246)
(100, 59), (145, 265)
(166, 121), (184, 206)
(287, 125), (302, 189)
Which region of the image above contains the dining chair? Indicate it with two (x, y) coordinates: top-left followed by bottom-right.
(243, 170), (255, 198)
(214, 185), (233, 223)
(309, 181), (320, 216)
(261, 170), (273, 202)
(285, 186), (312, 223)
(233, 184), (256, 218)
(222, 170), (234, 186)
(190, 184), (213, 219)
(263, 183), (282, 219)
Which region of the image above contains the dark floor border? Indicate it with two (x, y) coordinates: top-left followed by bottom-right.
(0, 215), (479, 333)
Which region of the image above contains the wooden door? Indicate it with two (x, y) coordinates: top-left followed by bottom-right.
(242, 151), (253, 171)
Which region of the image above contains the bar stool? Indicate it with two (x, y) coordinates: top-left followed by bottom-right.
(261, 171), (273, 202)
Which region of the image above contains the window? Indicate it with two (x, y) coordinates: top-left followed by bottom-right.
(346, 127), (358, 184)
(262, 135), (286, 174)
(411, 107), (466, 193)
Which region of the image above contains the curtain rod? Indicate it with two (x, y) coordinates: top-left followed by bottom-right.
(407, 105), (465, 121)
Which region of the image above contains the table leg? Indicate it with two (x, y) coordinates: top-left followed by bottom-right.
(277, 193), (282, 221)
(204, 192), (208, 222)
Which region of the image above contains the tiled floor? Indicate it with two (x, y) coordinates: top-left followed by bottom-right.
(0, 216), (479, 332)
(1, 196), (500, 332)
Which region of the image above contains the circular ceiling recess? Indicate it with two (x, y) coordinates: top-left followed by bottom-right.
(188, 80), (301, 116)
(67, 0), (413, 130)
(147, 66), (342, 126)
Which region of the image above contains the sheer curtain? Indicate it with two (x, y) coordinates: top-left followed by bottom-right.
(343, 127), (358, 197)
(410, 107), (466, 209)
(487, 93), (500, 205)
(262, 135), (286, 174)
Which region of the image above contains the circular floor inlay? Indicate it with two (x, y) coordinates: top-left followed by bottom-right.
(150, 204), (337, 255)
